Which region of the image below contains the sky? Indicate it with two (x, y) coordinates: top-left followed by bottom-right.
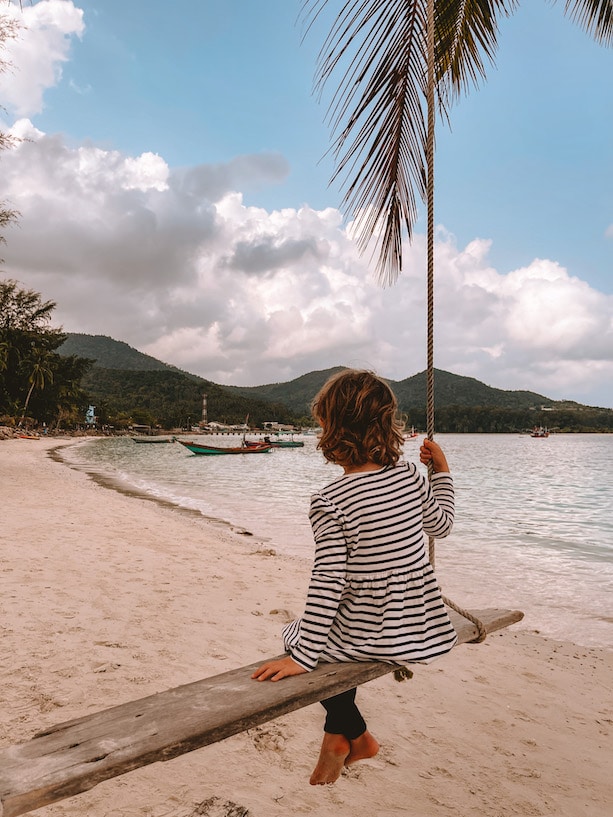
(0, 0), (612, 407)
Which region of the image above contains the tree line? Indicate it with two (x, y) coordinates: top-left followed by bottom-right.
(0, 281), (302, 431)
(405, 405), (613, 435)
(0, 280), (92, 429)
(81, 367), (299, 430)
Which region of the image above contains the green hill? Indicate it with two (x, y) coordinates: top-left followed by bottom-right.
(59, 335), (612, 433)
(392, 369), (561, 410)
(221, 367), (612, 433)
(79, 368), (296, 429)
(58, 334), (298, 428)
(221, 367), (348, 414)
(58, 333), (178, 373)
(223, 366), (574, 414)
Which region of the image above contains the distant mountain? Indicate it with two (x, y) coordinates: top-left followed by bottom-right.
(222, 367), (348, 414)
(59, 334), (611, 432)
(224, 366), (580, 415)
(59, 333), (179, 373)
(391, 369), (571, 410)
(57, 334), (298, 427)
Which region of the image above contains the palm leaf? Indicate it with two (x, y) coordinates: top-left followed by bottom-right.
(302, 1), (519, 284)
(302, 0), (613, 285)
(436, 0), (518, 106)
(303, 1), (427, 285)
(563, 0), (613, 45)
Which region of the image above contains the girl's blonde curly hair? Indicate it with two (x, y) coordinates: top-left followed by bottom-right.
(312, 369), (405, 468)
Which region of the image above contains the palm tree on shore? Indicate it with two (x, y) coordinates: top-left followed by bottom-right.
(302, 0), (613, 285)
(19, 352), (53, 428)
(0, 340), (8, 372)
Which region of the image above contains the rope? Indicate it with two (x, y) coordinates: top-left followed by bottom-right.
(426, 0), (436, 570)
(424, 0), (486, 644)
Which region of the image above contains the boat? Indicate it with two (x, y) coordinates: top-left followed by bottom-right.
(131, 436), (174, 444)
(531, 426), (550, 438)
(17, 433), (40, 440)
(245, 436), (304, 449)
(404, 426), (419, 439)
(176, 439), (273, 456)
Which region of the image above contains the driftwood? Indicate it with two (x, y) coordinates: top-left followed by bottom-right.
(0, 608), (523, 817)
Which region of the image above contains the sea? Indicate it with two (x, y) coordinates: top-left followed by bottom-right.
(61, 433), (613, 650)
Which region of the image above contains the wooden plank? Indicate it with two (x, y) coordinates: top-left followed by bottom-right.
(0, 608), (522, 817)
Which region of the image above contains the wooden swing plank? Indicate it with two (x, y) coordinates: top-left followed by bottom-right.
(0, 608), (522, 817)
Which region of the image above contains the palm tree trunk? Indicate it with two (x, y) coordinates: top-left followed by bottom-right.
(18, 381), (36, 428)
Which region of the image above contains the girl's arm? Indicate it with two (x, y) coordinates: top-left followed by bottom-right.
(419, 439), (454, 538)
(252, 495), (347, 681)
(287, 494), (348, 671)
(421, 472), (455, 538)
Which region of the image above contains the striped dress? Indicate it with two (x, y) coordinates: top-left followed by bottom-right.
(282, 462), (457, 670)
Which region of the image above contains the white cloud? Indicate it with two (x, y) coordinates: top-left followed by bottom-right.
(0, 1), (84, 117)
(1, 127), (612, 408)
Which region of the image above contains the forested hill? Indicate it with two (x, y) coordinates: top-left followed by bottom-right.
(392, 370), (574, 410)
(58, 334), (612, 432)
(220, 368), (612, 433)
(222, 367), (581, 414)
(221, 367), (348, 415)
(57, 334), (297, 428)
(58, 334), (579, 411)
(59, 333), (181, 373)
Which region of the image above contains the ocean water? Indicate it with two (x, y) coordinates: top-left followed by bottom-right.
(62, 433), (613, 650)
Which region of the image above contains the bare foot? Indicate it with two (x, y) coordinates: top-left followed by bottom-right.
(345, 730), (380, 766)
(309, 732), (351, 785)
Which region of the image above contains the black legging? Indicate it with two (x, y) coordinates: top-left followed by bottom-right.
(321, 688), (367, 740)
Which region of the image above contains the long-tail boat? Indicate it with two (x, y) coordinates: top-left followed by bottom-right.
(176, 439), (272, 455)
(244, 436), (304, 449)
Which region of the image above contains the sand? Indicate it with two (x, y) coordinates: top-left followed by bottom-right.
(0, 438), (611, 817)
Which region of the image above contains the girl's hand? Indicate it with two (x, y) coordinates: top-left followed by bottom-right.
(251, 655), (308, 682)
(419, 439), (450, 473)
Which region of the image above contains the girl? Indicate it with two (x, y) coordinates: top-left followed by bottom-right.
(252, 369), (456, 784)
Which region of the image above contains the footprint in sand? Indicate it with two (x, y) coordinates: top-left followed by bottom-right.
(189, 796), (251, 817)
(248, 723), (286, 753)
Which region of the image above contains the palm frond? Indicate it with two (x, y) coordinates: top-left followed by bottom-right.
(303, 0), (612, 284)
(302, 1), (512, 285)
(302, 1), (430, 285)
(562, 0), (613, 46)
(436, 0), (518, 107)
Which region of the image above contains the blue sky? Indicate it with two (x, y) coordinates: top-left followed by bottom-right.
(36, 0), (333, 200)
(1, 1), (612, 406)
(38, 0), (613, 291)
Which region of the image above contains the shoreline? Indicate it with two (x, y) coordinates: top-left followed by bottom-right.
(1, 438), (611, 817)
(50, 439), (260, 537)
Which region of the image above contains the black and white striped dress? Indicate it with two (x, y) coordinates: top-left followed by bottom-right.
(282, 462), (457, 670)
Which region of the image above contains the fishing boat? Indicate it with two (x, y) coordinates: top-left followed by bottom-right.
(244, 436), (304, 449)
(531, 426), (550, 438)
(176, 439), (273, 456)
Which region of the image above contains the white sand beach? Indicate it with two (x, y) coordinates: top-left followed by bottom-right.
(1, 438), (611, 817)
